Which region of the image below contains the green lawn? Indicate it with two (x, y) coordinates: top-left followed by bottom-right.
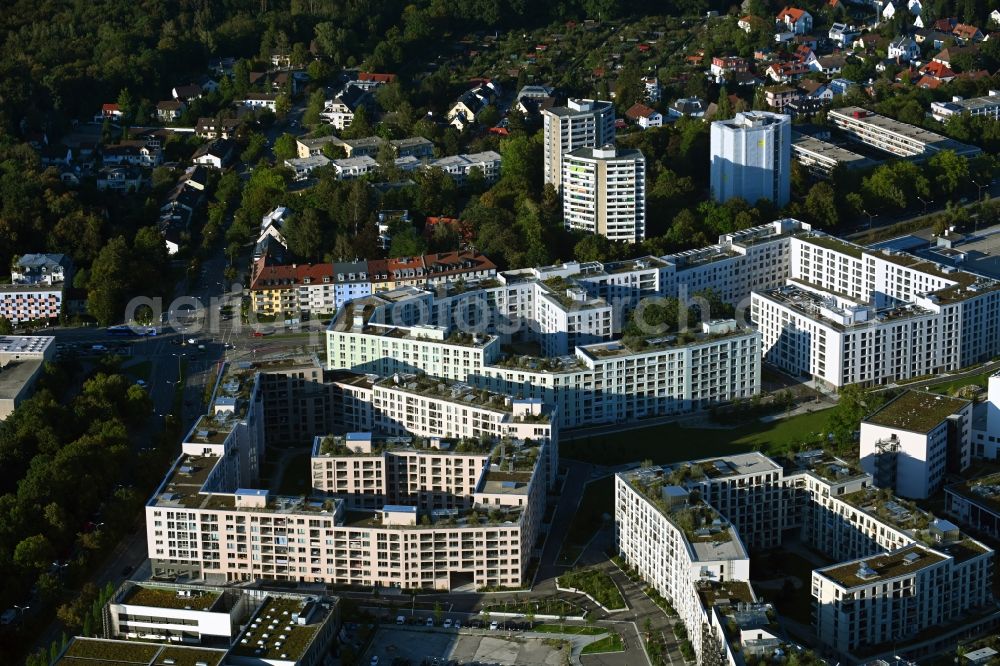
(926, 371), (993, 396)
(558, 568), (626, 610)
(582, 633), (625, 654)
(535, 624), (607, 635)
(562, 407), (834, 467)
(557, 476), (614, 564)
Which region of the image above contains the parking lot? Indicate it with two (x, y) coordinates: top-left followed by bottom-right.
(364, 626), (572, 666)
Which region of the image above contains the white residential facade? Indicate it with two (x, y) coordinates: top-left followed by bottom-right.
(562, 145), (646, 242)
(542, 99), (616, 191)
(710, 111), (791, 207)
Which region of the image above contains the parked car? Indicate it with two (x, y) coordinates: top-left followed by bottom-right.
(396, 616), (405, 625)
(443, 618), (452, 628)
(426, 617), (434, 627)
(489, 621), (499, 631)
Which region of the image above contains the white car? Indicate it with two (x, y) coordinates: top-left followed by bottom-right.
(443, 618), (453, 628)
(370, 657), (379, 666)
(187, 338), (197, 345)
(426, 617), (434, 626)
(490, 621), (499, 631)
(396, 615), (405, 625)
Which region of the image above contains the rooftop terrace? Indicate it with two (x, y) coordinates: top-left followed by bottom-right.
(122, 585), (221, 611)
(231, 596), (331, 663)
(818, 544), (946, 587)
(864, 390), (969, 433)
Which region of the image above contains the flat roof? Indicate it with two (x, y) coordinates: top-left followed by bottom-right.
(0, 359), (43, 399)
(818, 544), (946, 588)
(831, 107), (981, 157)
(56, 638), (227, 665)
(121, 585), (221, 611)
(230, 596), (331, 663)
(864, 390), (969, 433)
(0, 335), (54, 355)
(791, 132), (876, 169)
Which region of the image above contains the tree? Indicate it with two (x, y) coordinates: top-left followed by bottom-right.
(303, 89), (326, 127)
(927, 149), (969, 197)
(283, 209), (326, 260)
(275, 93), (292, 119)
(241, 133), (268, 164)
(273, 133), (298, 161)
(343, 105), (372, 139)
(389, 226), (427, 257)
(715, 86), (733, 120)
(0, 316), (11, 335)
(14, 534), (55, 572)
(828, 384), (885, 448)
(86, 236), (131, 326)
(804, 182), (839, 227)
(433, 601), (443, 624)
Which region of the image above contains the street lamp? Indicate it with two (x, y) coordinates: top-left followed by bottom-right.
(915, 196), (932, 215)
(862, 208), (878, 230)
(971, 179), (988, 202)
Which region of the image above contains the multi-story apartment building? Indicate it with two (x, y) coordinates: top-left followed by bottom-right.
(752, 233), (1000, 388)
(542, 98), (615, 191)
(813, 533), (992, 654)
(1, 253), (73, 324)
(562, 145), (646, 242)
(931, 91), (1000, 122)
(710, 111), (791, 207)
(326, 284), (761, 428)
(250, 252), (497, 317)
(829, 107), (982, 159)
(249, 261), (335, 318)
(859, 390), (972, 499)
(616, 452), (993, 662)
(426, 151), (502, 185)
(971, 371), (1000, 459)
(331, 260), (372, 311)
(146, 361), (556, 592)
(616, 468), (752, 661)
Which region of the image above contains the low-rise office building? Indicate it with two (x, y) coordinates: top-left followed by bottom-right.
(830, 107), (982, 159)
(0, 335), (55, 420)
(931, 91), (1000, 122)
(65, 584), (339, 666)
(791, 131), (876, 178)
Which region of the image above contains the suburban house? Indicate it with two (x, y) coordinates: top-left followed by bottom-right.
(192, 139), (235, 169)
(888, 36), (921, 61)
(195, 117), (242, 140)
(881, 1), (897, 21)
(240, 93), (277, 111)
(816, 54), (847, 75)
(156, 100), (186, 123)
(320, 85), (374, 130)
(920, 59), (957, 81)
(171, 84), (203, 102)
(643, 76), (661, 102)
(12, 254), (72, 286)
(625, 102), (664, 128)
(776, 7), (813, 34)
(934, 45), (980, 69)
(446, 80), (501, 130)
(952, 23), (984, 43)
(285, 155), (333, 181)
(765, 85), (799, 111)
(668, 97), (707, 118)
(102, 141), (162, 168)
(96, 166), (143, 193)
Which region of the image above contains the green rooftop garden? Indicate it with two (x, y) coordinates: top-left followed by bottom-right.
(64, 638), (160, 663)
(123, 585), (220, 611)
(230, 596), (324, 662)
(864, 390), (969, 433)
